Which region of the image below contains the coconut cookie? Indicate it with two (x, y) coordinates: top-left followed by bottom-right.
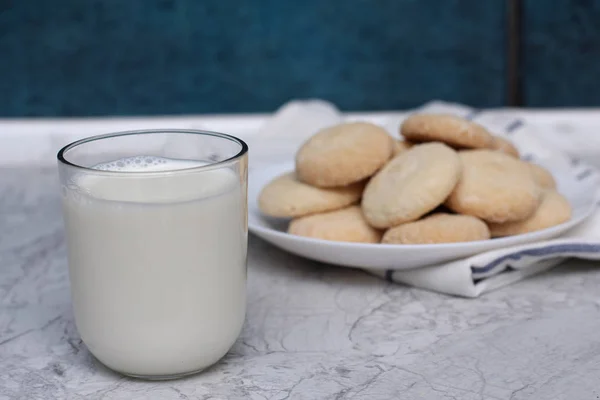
(362, 142), (462, 229)
(382, 213), (490, 244)
(488, 191), (572, 237)
(400, 113), (494, 149)
(392, 140), (415, 157)
(288, 206), (382, 243)
(258, 172), (364, 218)
(445, 150), (542, 223)
(528, 162), (557, 190)
(295, 122), (393, 188)
(491, 136), (520, 158)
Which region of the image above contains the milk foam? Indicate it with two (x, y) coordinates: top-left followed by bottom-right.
(93, 156), (206, 172)
(73, 156), (236, 204)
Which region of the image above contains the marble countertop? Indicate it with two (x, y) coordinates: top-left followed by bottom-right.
(2, 111), (600, 399)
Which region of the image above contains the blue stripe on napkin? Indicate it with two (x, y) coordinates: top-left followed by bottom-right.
(521, 153), (534, 161)
(505, 119), (524, 134)
(577, 169), (594, 181)
(471, 243), (600, 275)
(385, 269), (394, 282)
(464, 109), (482, 121)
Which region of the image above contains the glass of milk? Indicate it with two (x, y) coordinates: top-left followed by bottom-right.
(57, 129), (248, 380)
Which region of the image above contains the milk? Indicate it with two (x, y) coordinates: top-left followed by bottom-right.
(61, 156), (247, 377)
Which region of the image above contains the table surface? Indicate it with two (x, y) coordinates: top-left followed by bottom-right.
(2, 111), (600, 399)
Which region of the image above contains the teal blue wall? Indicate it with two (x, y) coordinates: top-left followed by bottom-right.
(522, 0), (600, 106)
(0, 0), (598, 116)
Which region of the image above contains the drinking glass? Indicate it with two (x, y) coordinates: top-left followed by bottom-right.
(57, 129), (248, 379)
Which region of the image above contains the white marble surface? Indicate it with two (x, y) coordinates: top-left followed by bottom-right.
(2, 111), (600, 399)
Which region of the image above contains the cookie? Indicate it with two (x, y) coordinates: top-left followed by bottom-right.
(382, 213), (490, 244)
(392, 140), (414, 157)
(445, 150), (542, 223)
(491, 136), (520, 158)
(258, 172), (364, 218)
(362, 142), (462, 229)
(528, 163), (557, 190)
(288, 206), (382, 243)
(488, 191), (571, 237)
(295, 122), (393, 187)
(400, 113), (494, 149)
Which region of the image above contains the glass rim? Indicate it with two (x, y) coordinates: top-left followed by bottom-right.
(57, 129), (248, 176)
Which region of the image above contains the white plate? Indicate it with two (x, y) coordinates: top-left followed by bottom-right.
(248, 161), (598, 270)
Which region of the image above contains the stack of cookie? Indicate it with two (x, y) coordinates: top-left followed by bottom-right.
(258, 114), (572, 244)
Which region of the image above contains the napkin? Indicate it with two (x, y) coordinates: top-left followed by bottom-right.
(249, 99), (600, 297)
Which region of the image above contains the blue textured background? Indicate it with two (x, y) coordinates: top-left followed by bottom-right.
(523, 0), (600, 106)
(2, 0), (598, 116)
(0, 0), (506, 116)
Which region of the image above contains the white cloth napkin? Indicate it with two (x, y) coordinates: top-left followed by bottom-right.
(249, 99), (600, 297)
